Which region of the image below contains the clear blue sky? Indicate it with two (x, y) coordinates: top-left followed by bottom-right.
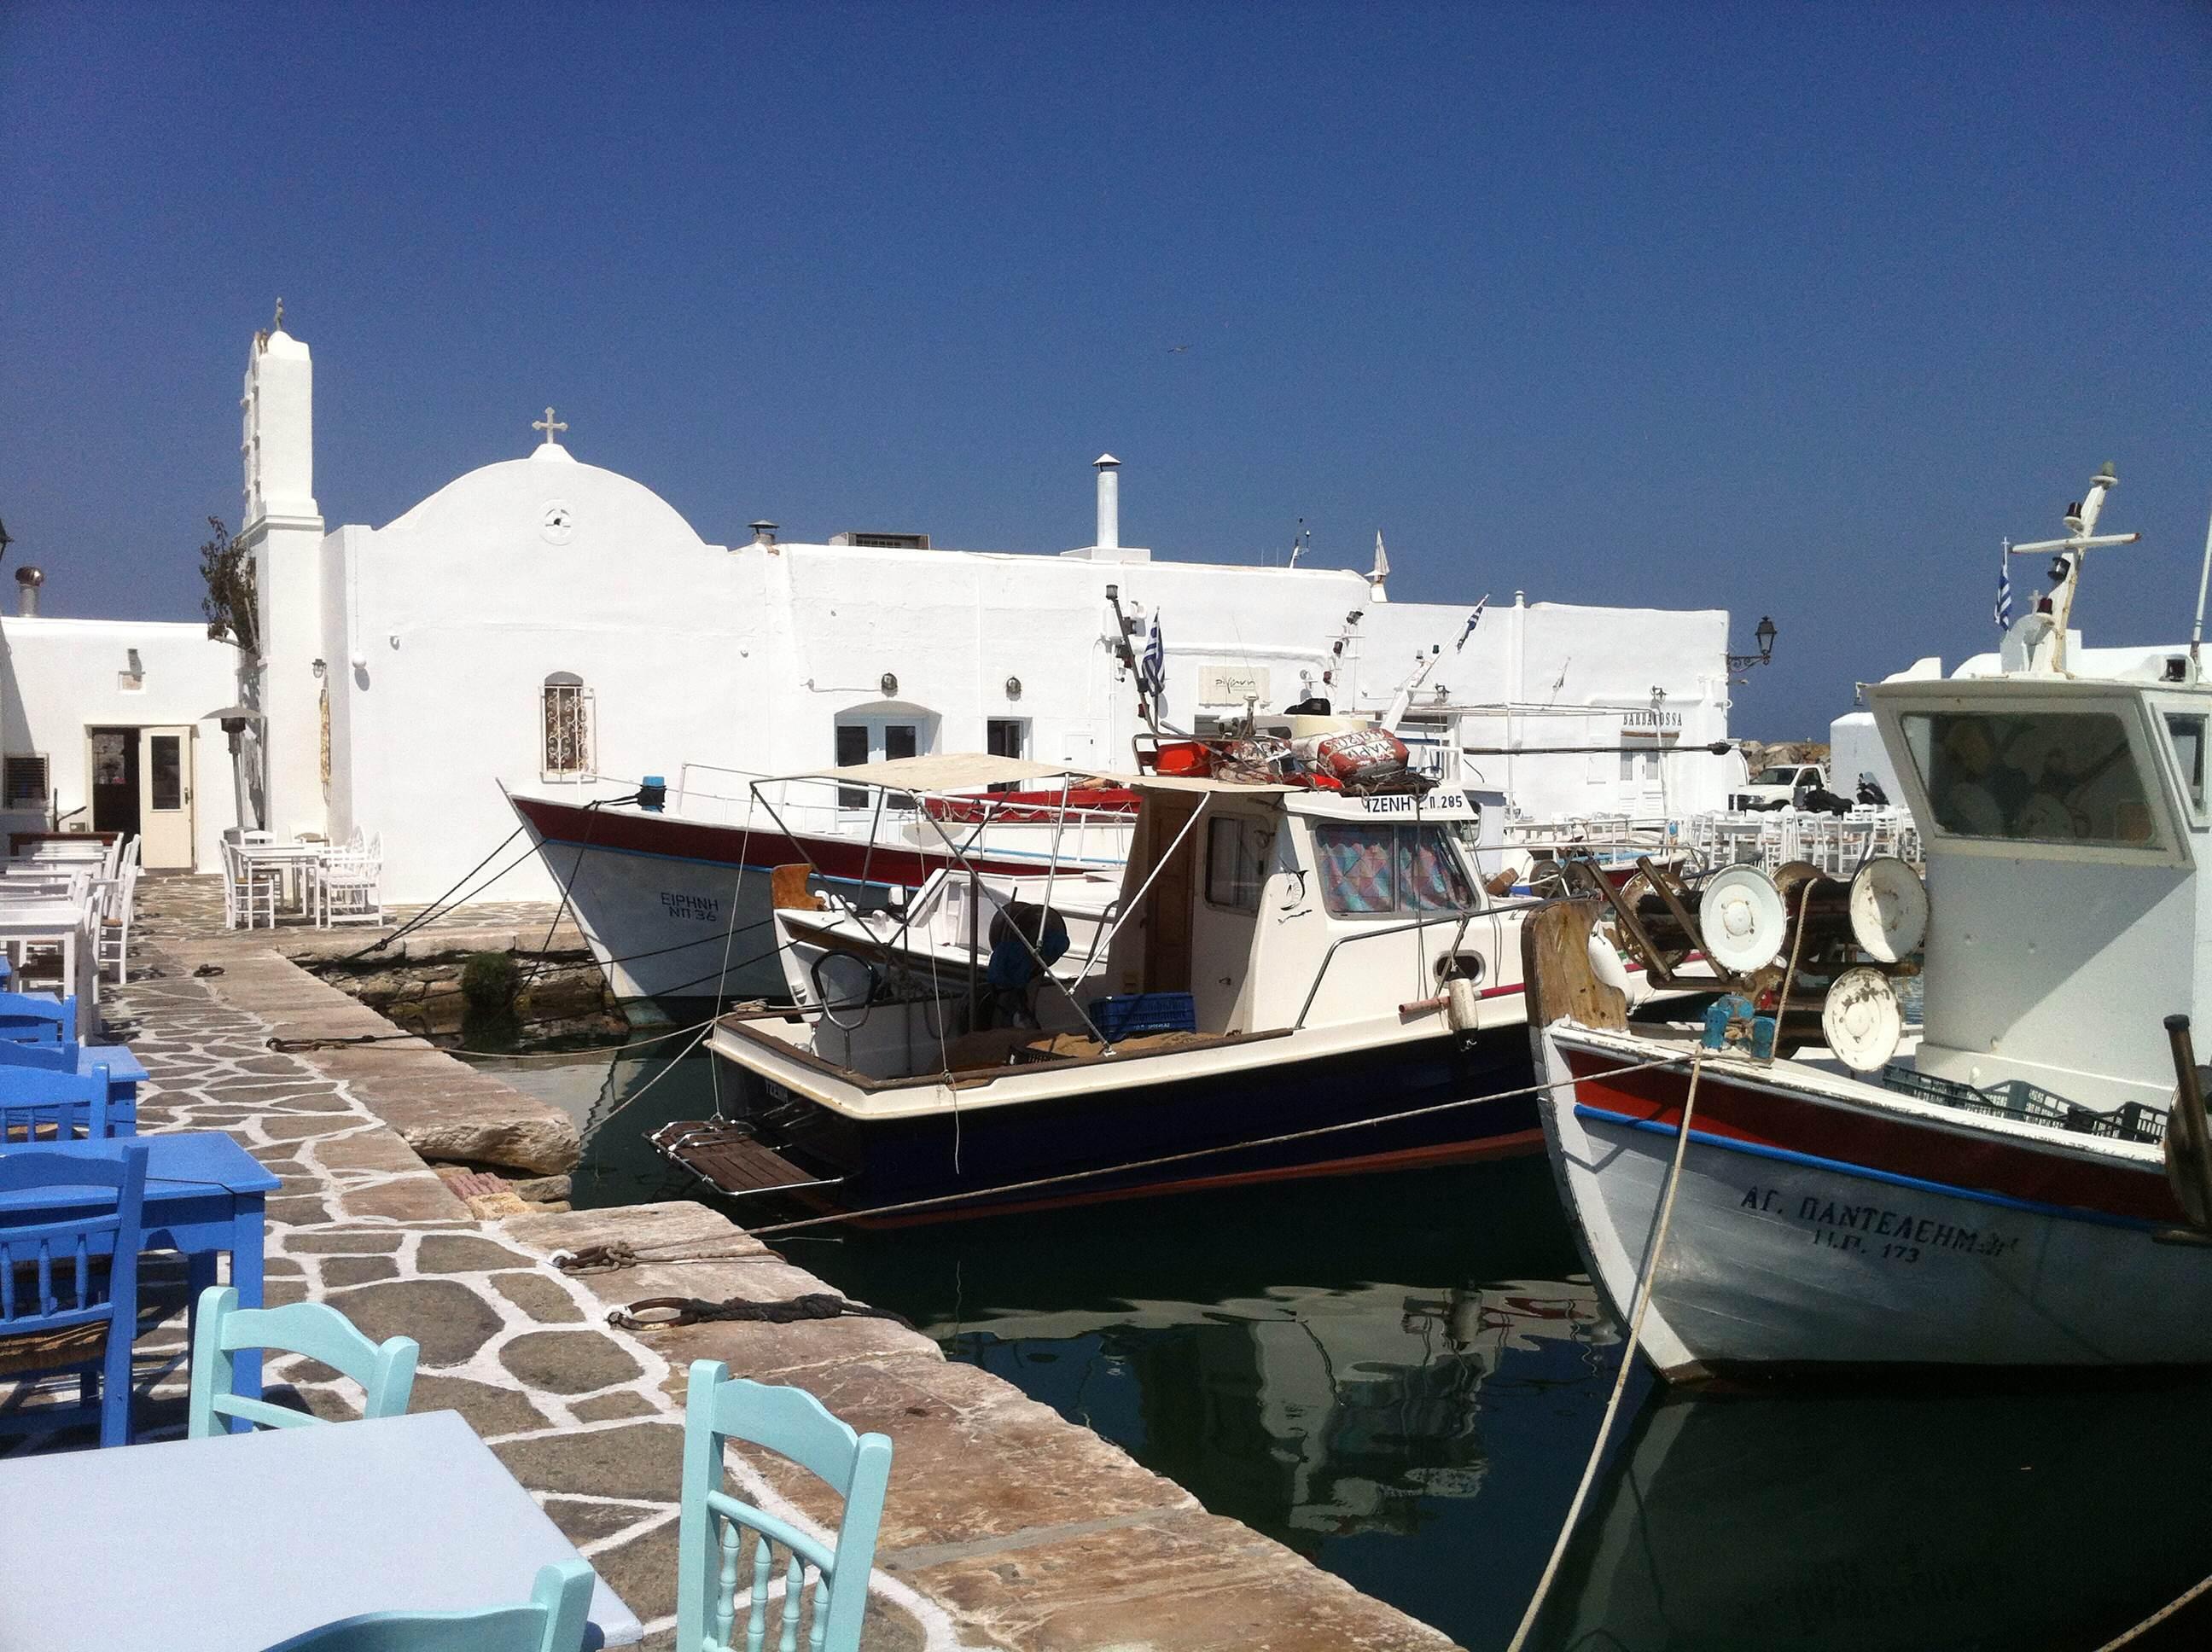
(3, 2), (2207, 738)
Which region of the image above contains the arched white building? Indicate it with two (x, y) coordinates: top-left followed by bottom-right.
(0, 316), (1744, 899)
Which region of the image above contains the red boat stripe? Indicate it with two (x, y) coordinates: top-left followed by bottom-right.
(513, 795), (1068, 886)
(1562, 1049), (2180, 1224)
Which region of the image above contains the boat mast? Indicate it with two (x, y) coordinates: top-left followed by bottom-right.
(2009, 462), (2139, 675)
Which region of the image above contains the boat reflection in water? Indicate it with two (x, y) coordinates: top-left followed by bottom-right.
(936, 1278), (1610, 1548)
(493, 1043), (2212, 1649)
(1538, 1379), (2212, 1652)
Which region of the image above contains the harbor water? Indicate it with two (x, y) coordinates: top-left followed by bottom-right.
(478, 1036), (2212, 1651)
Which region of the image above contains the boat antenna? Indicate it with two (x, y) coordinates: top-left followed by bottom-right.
(1286, 517), (1309, 570)
(2193, 492), (2212, 669)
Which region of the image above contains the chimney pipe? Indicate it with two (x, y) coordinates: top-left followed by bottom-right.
(14, 567), (43, 618)
(1093, 454), (1121, 552)
(749, 521), (778, 548)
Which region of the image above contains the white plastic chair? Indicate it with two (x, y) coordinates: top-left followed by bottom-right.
(221, 841), (278, 931)
(93, 864), (138, 984)
(317, 833), (383, 928)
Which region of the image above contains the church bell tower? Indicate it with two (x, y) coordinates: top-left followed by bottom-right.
(240, 301), (328, 838)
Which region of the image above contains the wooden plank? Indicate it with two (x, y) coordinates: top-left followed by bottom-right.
(660, 1123), (841, 1195)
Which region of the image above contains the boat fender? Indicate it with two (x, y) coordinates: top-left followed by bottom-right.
(1586, 932), (1648, 1006)
(1446, 975), (1481, 1033)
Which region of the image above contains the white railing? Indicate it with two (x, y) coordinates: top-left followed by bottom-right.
(1680, 807), (1922, 875)
(653, 764), (1137, 871)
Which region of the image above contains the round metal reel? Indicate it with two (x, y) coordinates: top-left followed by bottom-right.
(1848, 856), (1930, 963)
(1700, 864), (1787, 974)
(1821, 966), (1903, 1073)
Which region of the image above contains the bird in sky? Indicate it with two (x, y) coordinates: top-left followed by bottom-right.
(1167, 343), (1190, 352)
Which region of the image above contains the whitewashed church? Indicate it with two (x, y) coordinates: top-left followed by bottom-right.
(0, 314), (1747, 899)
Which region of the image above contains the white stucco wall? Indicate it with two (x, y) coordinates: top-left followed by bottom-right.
(0, 616), (244, 869)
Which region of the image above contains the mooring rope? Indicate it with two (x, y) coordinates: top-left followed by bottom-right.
(1505, 1053), (1705, 1652)
(2093, 1572), (2212, 1650)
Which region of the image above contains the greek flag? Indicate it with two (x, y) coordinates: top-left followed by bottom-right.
(1994, 538), (2013, 632)
(1140, 614), (1165, 701)
(1456, 593), (1489, 652)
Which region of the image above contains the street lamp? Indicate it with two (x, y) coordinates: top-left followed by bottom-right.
(1727, 615), (1778, 678)
(205, 704), (263, 834)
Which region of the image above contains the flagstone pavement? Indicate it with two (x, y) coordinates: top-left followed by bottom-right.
(10, 916), (1461, 1651)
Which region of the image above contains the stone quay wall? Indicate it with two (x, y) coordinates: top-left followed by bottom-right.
(107, 877), (1461, 1651)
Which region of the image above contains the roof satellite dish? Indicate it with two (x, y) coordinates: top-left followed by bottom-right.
(1701, 864), (1786, 974)
(1822, 966), (1903, 1073)
(1848, 857), (1929, 962)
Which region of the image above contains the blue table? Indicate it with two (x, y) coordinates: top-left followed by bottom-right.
(0, 1130), (277, 1421)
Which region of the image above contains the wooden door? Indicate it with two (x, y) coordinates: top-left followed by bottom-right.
(1143, 800), (1196, 992)
(140, 726), (195, 869)
(89, 728), (139, 836)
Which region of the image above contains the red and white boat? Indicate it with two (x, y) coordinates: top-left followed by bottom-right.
(1528, 464), (2212, 1380)
(509, 764), (1137, 1013)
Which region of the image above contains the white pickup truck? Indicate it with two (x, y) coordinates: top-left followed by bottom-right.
(1731, 761), (1827, 811)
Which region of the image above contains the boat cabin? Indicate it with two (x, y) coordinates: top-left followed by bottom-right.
(737, 754), (1523, 1096)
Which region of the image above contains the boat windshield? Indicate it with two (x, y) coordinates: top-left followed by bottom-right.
(1311, 822), (1479, 916)
(1898, 709), (2162, 847)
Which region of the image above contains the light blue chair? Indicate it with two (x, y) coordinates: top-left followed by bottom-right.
(678, 1360), (894, 1652)
(0, 1064), (111, 1144)
(188, 1285), (419, 1437)
(0, 1141), (148, 1447)
(259, 1558), (597, 1651)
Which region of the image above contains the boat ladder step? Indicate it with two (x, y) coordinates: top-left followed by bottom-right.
(651, 1119), (845, 1199)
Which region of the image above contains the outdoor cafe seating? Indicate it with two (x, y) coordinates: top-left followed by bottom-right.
(0, 991), (896, 1649)
(223, 825), (384, 931)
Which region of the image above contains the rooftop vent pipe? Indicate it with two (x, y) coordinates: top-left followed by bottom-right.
(750, 521), (778, 547)
(14, 567), (43, 617)
(1093, 454), (1121, 551)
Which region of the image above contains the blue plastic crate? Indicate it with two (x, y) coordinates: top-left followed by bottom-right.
(1089, 992), (1197, 1040)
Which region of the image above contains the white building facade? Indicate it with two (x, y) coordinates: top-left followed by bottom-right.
(4, 317), (1743, 894)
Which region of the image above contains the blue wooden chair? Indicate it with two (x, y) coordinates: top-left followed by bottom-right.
(0, 1065), (111, 1144)
(259, 1558), (597, 1651)
(678, 1361), (894, 1652)
(0, 1141), (148, 1447)
(188, 1285), (419, 1437)
(0, 989), (73, 1046)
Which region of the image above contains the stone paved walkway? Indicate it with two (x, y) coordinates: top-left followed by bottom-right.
(15, 917), (1462, 1650)
(134, 872), (583, 958)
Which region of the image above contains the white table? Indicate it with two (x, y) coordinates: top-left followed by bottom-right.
(0, 1410), (643, 1647)
(236, 841), (328, 916)
(0, 899), (93, 1035)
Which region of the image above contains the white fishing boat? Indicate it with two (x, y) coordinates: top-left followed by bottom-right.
(655, 725), (1626, 1220)
(1525, 464), (2212, 1380)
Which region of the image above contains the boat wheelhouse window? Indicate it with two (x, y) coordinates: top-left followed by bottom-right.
(2166, 713), (2207, 815)
(1205, 817), (1272, 913)
(1900, 709), (2161, 847)
(1312, 822), (1476, 916)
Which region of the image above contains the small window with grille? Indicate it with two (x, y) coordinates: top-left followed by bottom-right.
(3, 754), (48, 809)
(541, 673), (595, 782)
